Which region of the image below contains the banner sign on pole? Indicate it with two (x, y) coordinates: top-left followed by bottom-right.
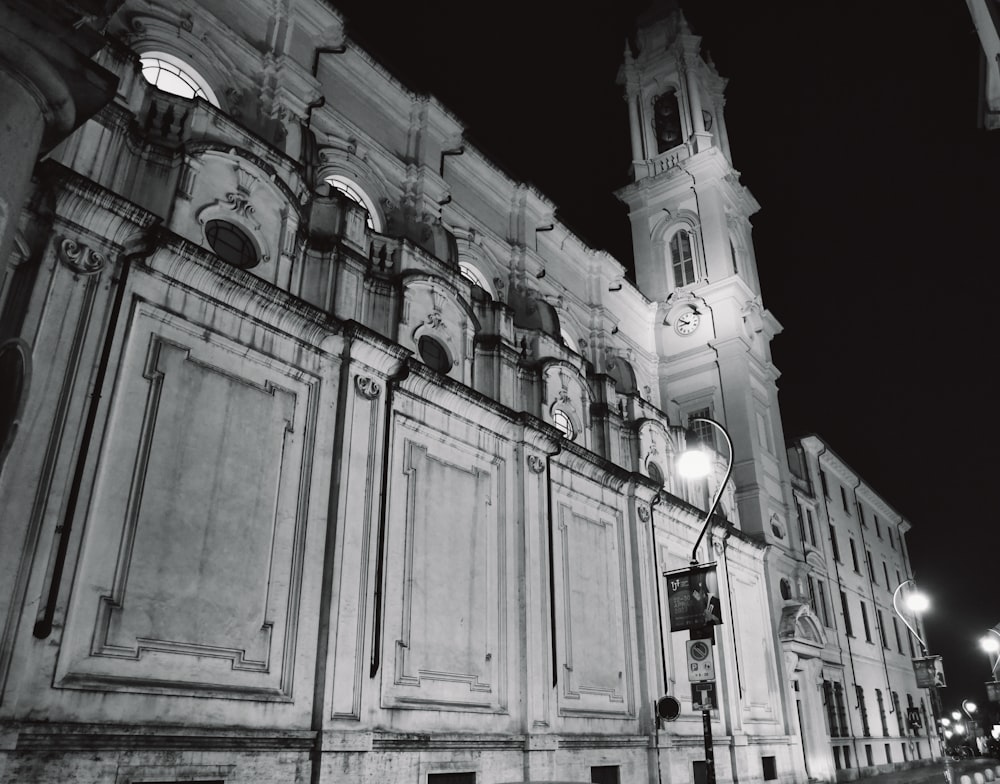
(912, 655), (946, 689)
(665, 563), (723, 632)
(986, 681), (1000, 703)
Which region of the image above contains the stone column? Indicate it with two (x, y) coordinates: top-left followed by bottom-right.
(0, 3), (117, 272)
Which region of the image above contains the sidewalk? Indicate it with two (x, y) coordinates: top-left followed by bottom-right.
(812, 757), (1000, 784)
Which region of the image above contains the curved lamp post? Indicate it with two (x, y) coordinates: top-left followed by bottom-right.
(674, 417), (734, 784)
(676, 417), (734, 566)
(979, 628), (1000, 678)
(892, 580), (953, 783)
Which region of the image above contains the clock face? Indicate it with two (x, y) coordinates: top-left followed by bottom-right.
(675, 311), (700, 336)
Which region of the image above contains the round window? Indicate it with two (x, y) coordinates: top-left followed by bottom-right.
(205, 220), (258, 269)
(779, 578), (792, 601)
(552, 409), (575, 441)
(418, 335), (451, 374)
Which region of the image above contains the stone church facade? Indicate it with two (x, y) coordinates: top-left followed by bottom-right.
(0, 1), (922, 783)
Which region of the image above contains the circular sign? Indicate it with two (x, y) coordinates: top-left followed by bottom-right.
(690, 641), (711, 661)
(656, 695), (681, 721)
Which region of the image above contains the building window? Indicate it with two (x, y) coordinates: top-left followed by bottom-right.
(428, 774), (476, 784)
(205, 219), (258, 269)
(806, 509), (817, 546)
(857, 685), (871, 736)
(883, 561), (891, 589)
(687, 408), (715, 449)
(878, 609), (889, 649)
(843, 745), (851, 769)
(885, 744), (892, 763)
(781, 578), (793, 601)
(824, 680), (840, 737)
(762, 756), (778, 781)
(888, 527), (896, 550)
(459, 261), (494, 297)
(867, 551), (876, 583)
(817, 580), (830, 627)
(418, 335), (451, 374)
(807, 576), (817, 609)
(866, 744), (874, 766)
(892, 617), (904, 654)
(833, 746), (842, 769)
(591, 766), (620, 784)
(908, 631), (916, 658)
(861, 601), (872, 642)
(139, 52), (219, 105)
(849, 539), (859, 572)
(647, 460), (664, 486)
(796, 501), (806, 545)
(670, 230), (697, 288)
(840, 591), (853, 636)
(874, 514), (881, 538)
(552, 409), (576, 441)
(840, 485), (850, 513)
(877, 689), (889, 736)
(830, 525), (841, 562)
(820, 469), (830, 497)
(892, 691), (905, 735)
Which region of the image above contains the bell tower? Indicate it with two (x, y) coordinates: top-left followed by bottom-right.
(616, 1), (793, 544)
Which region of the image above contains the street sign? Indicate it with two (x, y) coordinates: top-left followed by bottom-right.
(691, 681), (717, 711)
(687, 639), (715, 683)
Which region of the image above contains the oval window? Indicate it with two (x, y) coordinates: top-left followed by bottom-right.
(205, 220), (258, 269)
(779, 578), (792, 601)
(418, 335), (451, 374)
(552, 409), (575, 441)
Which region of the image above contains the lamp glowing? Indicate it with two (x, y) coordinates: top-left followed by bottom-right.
(905, 591), (930, 614)
(676, 448), (712, 479)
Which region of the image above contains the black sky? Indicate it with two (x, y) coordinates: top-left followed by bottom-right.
(329, 0), (1000, 715)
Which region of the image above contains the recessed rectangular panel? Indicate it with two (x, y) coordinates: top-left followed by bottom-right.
(56, 304), (318, 700)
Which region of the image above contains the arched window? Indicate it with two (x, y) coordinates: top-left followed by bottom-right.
(459, 261), (494, 297)
(325, 175), (381, 232)
(560, 328), (577, 352)
(647, 461), (664, 486)
(670, 230), (696, 288)
(205, 220), (258, 269)
(139, 52), (219, 107)
(552, 409), (575, 441)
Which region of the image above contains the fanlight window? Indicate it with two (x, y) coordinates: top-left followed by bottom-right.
(459, 262), (494, 297)
(326, 176), (380, 232)
(139, 52), (219, 107)
(670, 230), (696, 288)
(552, 409), (575, 441)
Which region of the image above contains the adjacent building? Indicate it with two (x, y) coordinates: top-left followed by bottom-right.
(785, 437), (931, 780)
(0, 1), (930, 782)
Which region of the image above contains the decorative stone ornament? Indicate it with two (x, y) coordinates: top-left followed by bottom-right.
(57, 237), (107, 275)
(354, 375), (381, 399)
(526, 454), (545, 473)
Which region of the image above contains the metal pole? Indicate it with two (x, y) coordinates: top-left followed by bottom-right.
(702, 704), (716, 784)
(688, 418), (733, 565)
(929, 681), (954, 784)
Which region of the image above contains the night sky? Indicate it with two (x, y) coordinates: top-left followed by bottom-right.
(329, 0), (1000, 717)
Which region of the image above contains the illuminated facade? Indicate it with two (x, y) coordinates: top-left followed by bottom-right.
(0, 1), (927, 783)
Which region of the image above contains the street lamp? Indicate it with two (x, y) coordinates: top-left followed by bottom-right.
(676, 417), (734, 566)
(979, 628), (1000, 678)
(892, 579), (954, 783)
(674, 417), (734, 784)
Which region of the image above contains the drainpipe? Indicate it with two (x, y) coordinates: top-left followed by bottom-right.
(33, 236), (157, 640)
(544, 440), (563, 687)
(369, 359), (411, 679)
